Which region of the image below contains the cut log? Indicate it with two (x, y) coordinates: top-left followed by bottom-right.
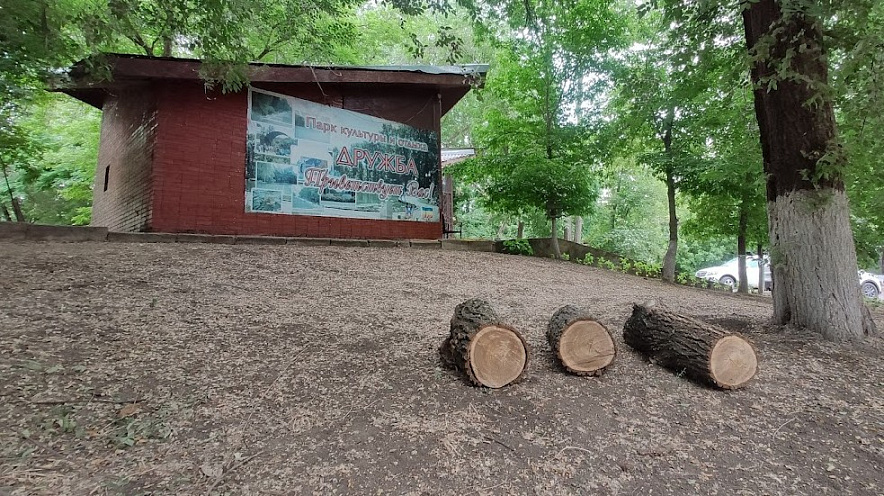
(439, 299), (529, 388)
(623, 301), (758, 389)
(547, 305), (616, 376)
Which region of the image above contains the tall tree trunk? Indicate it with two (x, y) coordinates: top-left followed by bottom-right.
(662, 169), (677, 282)
(495, 220), (507, 241)
(1, 203), (11, 221)
(574, 216), (583, 244)
(879, 249), (884, 275)
(742, 0), (875, 340)
(517, 221), (524, 239)
(758, 243), (766, 294)
(563, 217), (572, 242)
(10, 196), (24, 223)
(2, 164), (25, 222)
(550, 216), (561, 259)
(162, 34), (173, 57)
(737, 208), (749, 294)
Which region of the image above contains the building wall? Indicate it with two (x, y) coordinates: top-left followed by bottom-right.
(90, 86), (157, 231)
(149, 81), (443, 239)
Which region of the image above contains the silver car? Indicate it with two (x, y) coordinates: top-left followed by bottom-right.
(695, 256), (772, 290)
(859, 270), (884, 299)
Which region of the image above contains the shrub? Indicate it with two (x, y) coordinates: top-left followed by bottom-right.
(501, 239), (534, 256)
(599, 259), (617, 270)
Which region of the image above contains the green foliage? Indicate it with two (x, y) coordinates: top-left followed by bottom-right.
(477, 155), (599, 222)
(500, 239), (533, 256)
(584, 161), (669, 264)
(675, 236), (732, 274)
(633, 260), (662, 278)
(17, 94), (100, 225)
(597, 258), (616, 271)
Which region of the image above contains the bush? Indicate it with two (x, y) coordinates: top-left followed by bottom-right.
(501, 239), (534, 256)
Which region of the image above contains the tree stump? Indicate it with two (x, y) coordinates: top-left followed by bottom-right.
(623, 301), (758, 389)
(439, 299), (529, 388)
(547, 305), (616, 376)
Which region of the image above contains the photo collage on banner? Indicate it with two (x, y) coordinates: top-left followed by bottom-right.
(245, 87), (441, 222)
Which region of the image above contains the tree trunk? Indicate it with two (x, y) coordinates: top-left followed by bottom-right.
(517, 221), (524, 239)
(547, 305), (616, 376)
(439, 299), (529, 388)
(574, 216), (583, 244)
(495, 220), (507, 241)
(550, 216), (561, 259)
(1, 203), (11, 222)
(758, 243), (766, 294)
(662, 169), (677, 282)
(162, 36), (173, 57)
(563, 217), (572, 243)
(737, 208), (748, 293)
(623, 302), (758, 389)
(742, 0), (875, 340)
(2, 164), (25, 222)
(10, 197), (24, 223)
(879, 249), (884, 275)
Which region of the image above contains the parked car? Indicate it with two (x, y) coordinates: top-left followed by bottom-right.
(859, 270), (884, 299)
(695, 256), (772, 290)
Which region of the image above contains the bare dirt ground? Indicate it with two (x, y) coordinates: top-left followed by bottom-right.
(1, 241), (883, 496)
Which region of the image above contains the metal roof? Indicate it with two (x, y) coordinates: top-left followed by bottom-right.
(57, 54), (487, 112)
(441, 148), (476, 167)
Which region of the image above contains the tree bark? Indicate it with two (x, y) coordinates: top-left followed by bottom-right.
(623, 302), (758, 389)
(879, 249), (884, 275)
(547, 305), (616, 376)
(439, 299), (529, 388)
(742, 0), (875, 340)
(495, 220), (507, 241)
(662, 169), (677, 282)
(757, 243), (765, 294)
(574, 216), (583, 244)
(737, 208), (748, 293)
(2, 164), (25, 222)
(550, 216), (561, 259)
(517, 221), (524, 239)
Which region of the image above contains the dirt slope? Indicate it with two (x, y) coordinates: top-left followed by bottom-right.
(1, 241), (882, 495)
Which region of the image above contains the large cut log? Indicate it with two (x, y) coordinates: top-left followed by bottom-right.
(623, 301), (758, 389)
(439, 299), (529, 388)
(547, 305), (616, 376)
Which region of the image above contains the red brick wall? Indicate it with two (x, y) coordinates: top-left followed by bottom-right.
(150, 81), (443, 239)
(90, 85), (157, 231)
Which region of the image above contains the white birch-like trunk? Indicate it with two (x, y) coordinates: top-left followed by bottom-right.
(574, 216), (583, 243)
(768, 189), (875, 340)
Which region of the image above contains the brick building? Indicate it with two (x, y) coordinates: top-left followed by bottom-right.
(60, 54), (484, 240)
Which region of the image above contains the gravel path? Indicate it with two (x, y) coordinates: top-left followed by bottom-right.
(1, 241), (882, 495)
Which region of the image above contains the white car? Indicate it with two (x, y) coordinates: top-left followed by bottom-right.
(695, 257), (771, 290)
(859, 270), (884, 299)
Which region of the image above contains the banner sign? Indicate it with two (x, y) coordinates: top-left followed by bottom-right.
(246, 87), (440, 222)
